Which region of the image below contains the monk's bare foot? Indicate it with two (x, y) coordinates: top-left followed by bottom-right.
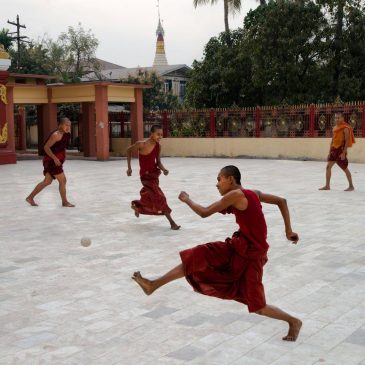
(26, 197), (38, 206)
(131, 271), (155, 295)
(62, 201), (75, 207)
(319, 186), (330, 190)
(344, 186), (354, 191)
(283, 319), (302, 342)
(171, 224), (181, 230)
(131, 204), (139, 218)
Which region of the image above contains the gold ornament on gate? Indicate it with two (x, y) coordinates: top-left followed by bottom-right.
(0, 85), (7, 104)
(295, 116), (304, 131)
(0, 122), (8, 144)
(245, 117), (254, 132)
(349, 112), (357, 129)
(318, 114), (326, 131)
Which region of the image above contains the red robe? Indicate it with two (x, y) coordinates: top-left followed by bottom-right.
(132, 142), (171, 215)
(180, 189), (269, 313)
(42, 131), (70, 179)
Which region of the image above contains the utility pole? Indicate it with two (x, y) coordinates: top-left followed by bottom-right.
(7, 15), (30, 70)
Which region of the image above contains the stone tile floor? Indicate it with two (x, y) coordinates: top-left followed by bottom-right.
(0, 158), (364, 365)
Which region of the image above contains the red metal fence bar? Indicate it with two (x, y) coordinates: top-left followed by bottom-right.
(309, 104), (315, 137)
(362, 103), (365, 138)
(162, 111), (168, 138)
(209, 110), (216, 138)
(255, 107), (261, 138)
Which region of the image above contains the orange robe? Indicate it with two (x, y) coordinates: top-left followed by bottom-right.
(328, 122), (355, 170)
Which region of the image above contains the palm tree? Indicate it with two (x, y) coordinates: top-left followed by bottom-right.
(193, 0), (242, 33)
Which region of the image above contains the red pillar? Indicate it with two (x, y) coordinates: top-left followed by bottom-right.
(162, 111), (168, 137)
(95, 85), (109, 161)
(81, 102), (96, 157)
(36, 103), (58, 155)
(37, 89), (57, 155)
(209, 109), (216, 137)
(309, 104), (315, 137)
(0, 70), (17, 164)
(130, 88), (144, 157)
(18, 106), (27, 150)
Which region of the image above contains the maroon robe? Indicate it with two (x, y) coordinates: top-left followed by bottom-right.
(132, 142), (171, 215)
(328, 146), (348, 170)
(180, 189), (269, 313)
(42, 131), (70, 179)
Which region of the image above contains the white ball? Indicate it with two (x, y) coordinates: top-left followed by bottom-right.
(80, 237), (91, 247)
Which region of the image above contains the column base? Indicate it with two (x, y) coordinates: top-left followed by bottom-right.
(0, 150), (17, 164)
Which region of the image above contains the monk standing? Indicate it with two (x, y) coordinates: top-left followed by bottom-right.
(127, 125), (180, 230)
(132, 165), (302, 341)
(319, 112), (355, 191)
(26, 117), (75, 207)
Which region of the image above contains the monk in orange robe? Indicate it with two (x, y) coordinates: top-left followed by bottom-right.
(319, 112), (355, 191)
(132, 165), (302, 341)
(26, 117), (75, 207)
(127, 125), (180, 230)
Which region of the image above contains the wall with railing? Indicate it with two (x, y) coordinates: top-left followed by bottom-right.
(109, 102), (365, 139)
(109, 102), (365, 162)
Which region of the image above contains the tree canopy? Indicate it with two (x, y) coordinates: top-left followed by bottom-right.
(186, 0), (365, 107)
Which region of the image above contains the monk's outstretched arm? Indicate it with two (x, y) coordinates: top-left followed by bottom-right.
(179, 191), (244, 218)
(126, 141), (143, 176)
(255, 191), (299, 244)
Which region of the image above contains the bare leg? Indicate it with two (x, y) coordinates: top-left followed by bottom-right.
(256, 304), (302, 341)
(343, 168), (354, 191)
(55, 173), (75, 207)
(132, 264), (184, 295)
(165, 213), (181, 230)
(319, 161), (335, 190)
(26, 173), (53, 206)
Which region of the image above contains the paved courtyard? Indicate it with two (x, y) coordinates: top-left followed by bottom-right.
(0, 157), (364, 365)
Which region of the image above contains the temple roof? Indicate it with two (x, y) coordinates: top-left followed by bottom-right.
(82, 64), (191, 82)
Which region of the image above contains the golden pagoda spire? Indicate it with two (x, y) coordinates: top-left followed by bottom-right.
(153, 0), (168, 67)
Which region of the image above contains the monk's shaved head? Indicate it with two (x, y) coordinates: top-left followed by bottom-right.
(151, 124), (162, 133)
(221, 165), (241, 185)
(59, 117), (70, 125)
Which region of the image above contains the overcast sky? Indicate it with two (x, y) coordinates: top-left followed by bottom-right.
(2, 0), (258, 68)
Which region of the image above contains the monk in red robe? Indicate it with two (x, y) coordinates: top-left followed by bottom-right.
(127, 125), (180, 230)
(319, 112), (355, 191)
(26, 117), (75, 207)
(132, 165), (302, 341)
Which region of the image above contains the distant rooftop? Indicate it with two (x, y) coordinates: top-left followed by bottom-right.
(96, 58), (125, 70)
(83, 64), (191, 82)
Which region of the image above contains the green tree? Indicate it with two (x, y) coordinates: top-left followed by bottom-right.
(124, 70), (180, 110)
(243, 0), (329, 104)
(193, 0), (242, 32)
(337, 1), (365, 100)
(8, 42), (53, 75)
(46, 23), (100, 82)
(0, 29), (13, 51)
(187, 0), (329, 107)
(185, 30), (252, 107)
(317, 0), (365, 99)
